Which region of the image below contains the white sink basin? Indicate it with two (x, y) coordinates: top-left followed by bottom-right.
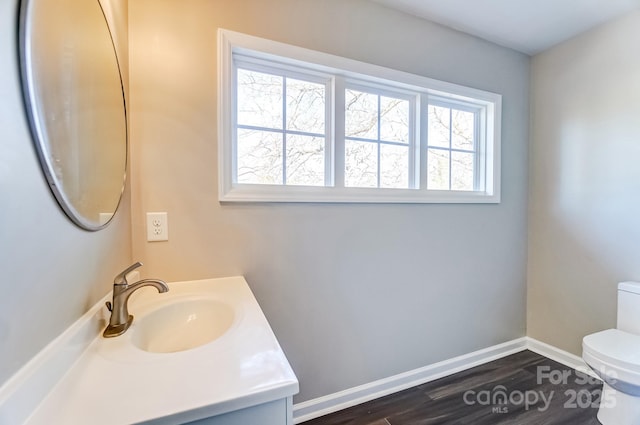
(131, 298), (235, 353)
(25, 277), (298, 425)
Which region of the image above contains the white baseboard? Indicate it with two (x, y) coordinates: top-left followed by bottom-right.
(292, 336), (597, 423)
(293, 337), (528, 423)
(525, 337), (598, 379)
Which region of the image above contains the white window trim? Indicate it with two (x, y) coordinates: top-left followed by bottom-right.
(218, 28), (502, 204)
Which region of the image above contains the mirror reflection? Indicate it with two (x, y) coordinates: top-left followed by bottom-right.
(20, 0), (128, 230)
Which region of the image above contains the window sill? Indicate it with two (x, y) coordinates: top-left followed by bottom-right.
(219, 185), (500, 204)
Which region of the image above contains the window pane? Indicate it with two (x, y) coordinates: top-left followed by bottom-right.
(286, 78), (325, 134)
(452, 109), (475, 151)
(345, 140), (377, 187)
(380, 96), (409, 143)
(237, 129), (283, 184)
(237, 69), (283, 129)
(286, 135), (324, 186)
(345, 89), (378, 140)
(427, 148), (449, 190)
(451, 151), (474, 191)
(428, 105), (450, 148)
(380, 144), (409, 188)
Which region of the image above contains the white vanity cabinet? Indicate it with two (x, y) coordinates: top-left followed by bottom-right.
(183, 398), (293, 425)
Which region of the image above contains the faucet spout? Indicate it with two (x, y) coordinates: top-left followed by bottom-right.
(126, 279), (169, 295)
(103, 263), (169, 338)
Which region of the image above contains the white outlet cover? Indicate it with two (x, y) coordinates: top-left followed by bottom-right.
(146, 212), (168, 242)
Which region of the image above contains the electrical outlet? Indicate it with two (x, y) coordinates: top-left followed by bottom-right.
(146, 212), (168, 242)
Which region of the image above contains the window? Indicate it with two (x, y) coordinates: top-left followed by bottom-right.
(219, 29), (501, 203)
(344, 88), (413, 189)
(427, 100), (482, 192)
(235, 65), (330, 186)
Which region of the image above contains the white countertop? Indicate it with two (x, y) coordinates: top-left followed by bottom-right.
(22, 276), (298, 425)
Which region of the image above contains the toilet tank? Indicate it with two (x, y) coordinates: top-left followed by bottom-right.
(618, 281), (640, 334)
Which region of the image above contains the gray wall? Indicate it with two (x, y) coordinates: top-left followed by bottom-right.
(0, 0), (131, 386)
(130, 0), (530, 402)
(527, 10), (640, 354)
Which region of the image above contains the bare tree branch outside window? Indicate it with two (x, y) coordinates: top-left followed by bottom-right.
(236, 68), (326, 186)
(235, 69), (477, 192)
(427, 105), (476, 191)
(345, 89), (410, 188)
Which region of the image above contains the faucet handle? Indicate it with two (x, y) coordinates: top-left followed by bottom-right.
(114, 261), (143, 285)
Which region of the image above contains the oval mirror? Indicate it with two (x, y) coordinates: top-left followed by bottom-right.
(19, 0), (127, 231)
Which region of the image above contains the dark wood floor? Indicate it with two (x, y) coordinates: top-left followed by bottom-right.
(303, 350), (602, 425)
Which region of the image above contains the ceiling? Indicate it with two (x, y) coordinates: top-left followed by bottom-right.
(371, 0), (640, 55)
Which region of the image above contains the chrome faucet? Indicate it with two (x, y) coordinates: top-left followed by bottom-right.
(103, 262), (169, 338)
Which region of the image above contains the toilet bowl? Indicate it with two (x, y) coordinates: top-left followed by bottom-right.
(583, 329), (640, 424)
(582, 282), (640, 425)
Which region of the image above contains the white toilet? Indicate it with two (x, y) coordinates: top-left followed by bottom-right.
(583, 281), (640, 425)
